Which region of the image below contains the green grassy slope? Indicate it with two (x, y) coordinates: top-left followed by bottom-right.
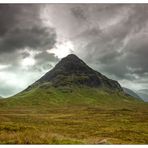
(1, 82), (143, 109)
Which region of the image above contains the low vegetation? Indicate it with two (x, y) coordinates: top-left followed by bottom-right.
(0, 85), (147, 144)
(0, 105), (147, 144)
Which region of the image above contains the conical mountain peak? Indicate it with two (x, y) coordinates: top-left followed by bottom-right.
(53, 54), (92, 74)
(62, 54), (80, 60)
(60, 54), (85, 64)
(35, 54), (122, 91)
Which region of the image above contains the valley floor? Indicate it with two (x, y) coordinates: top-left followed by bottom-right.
(0, 105), (148, 144)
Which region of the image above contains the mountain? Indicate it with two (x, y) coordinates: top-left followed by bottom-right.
(3, 54), (142, 108)
(136, 89), (148, 102)
(34, 54), (123, 91)
(123, 87), (141, 99)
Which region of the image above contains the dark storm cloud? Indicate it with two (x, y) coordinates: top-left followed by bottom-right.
(0, 4), (40, 36)
(0, 5), (19, 36)
(0, 4), (57, 55)
(71, 6), (87, 21)
(64, 4), (148, 82)
(0, 26), (56, 53)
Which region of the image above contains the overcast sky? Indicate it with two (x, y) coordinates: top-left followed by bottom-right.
(0, 4), (148, 97)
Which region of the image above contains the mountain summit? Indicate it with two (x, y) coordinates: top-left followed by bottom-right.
(35, 54), (122, 91)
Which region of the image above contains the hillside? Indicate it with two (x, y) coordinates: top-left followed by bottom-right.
(2, 83), (143, 109)
(2, 54), (142, 108)
(0, 54), (147, 144)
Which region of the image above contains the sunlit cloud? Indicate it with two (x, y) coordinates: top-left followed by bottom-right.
(47, 41), (74, 59)
(21, 57), (36, 67)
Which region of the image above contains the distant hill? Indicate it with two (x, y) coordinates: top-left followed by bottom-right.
(123, 87), (141, 100)
(123, 88), (148, 102)
(137, 89), (148, 102)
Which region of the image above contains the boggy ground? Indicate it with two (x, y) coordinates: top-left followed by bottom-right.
(0, 105), (147, 144)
